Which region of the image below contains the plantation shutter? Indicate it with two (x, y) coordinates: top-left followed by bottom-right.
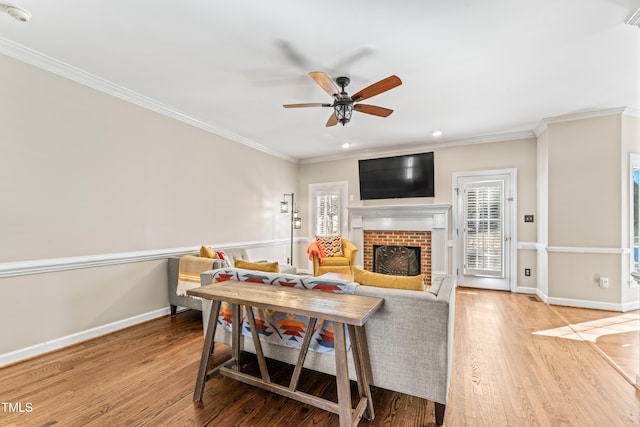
(316, 194), (340, 236)
(463, 180), (504, 278)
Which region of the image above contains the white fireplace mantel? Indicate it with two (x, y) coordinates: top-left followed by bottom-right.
(347, 204), (451, 275)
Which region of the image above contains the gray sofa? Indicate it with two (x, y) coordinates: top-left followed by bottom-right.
(167, 247), (295, 316)
(199, 269), (456, 425)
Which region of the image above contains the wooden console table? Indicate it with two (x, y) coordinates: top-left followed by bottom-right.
(187, 280), (384, 427)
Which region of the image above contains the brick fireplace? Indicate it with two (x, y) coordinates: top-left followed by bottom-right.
(364, 230), (431, 281)
(348, 204), (451, 285)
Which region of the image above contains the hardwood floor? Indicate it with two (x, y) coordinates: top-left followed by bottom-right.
(550, 304), (639, 385)
(0, 289), (638, 426)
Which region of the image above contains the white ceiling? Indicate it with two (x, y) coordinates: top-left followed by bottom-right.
(1, 0), (639, 162)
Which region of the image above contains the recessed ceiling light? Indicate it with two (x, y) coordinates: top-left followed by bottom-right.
(342, 143), (350, 149)
(1, 4), (31, 22)
(432, 130), (443, 137)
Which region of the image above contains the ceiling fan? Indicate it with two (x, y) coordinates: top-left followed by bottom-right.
(283, 72), (402, 127)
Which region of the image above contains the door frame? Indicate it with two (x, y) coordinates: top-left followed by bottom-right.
(452, 169), (517, 292)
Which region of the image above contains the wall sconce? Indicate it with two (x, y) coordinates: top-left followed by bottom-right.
(281, 193), (302, 264)
(292, 208), (301, 229)
(280, 198), (289, 213)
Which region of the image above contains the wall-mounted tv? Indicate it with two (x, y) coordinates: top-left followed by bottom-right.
(358, 152), (434, 200)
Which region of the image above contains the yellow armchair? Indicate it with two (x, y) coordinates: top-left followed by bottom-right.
(312, 237), (358, 276)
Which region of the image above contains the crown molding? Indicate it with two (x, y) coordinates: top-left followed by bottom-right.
(0, 36), (297, 163)
(300, 130), (536, 164)
(534, 107), (635, 136)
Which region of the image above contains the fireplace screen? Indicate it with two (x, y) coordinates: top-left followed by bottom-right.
(373, 245), (421, 276)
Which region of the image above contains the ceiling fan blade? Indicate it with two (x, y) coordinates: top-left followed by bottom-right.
(283, 103), (332, 108)
(326, 112), (338, 127)
(350, 75), (402, 102)
(309, 72), (341, 98)
(353, 104), (394, 117)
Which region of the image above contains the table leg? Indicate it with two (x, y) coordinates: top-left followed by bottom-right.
(334, 322), (352, 427)
(348, 324), (375, 421)
(194, 300), (221, 402)
(246, 306), (270, 382)
(231, 303), (241, 365)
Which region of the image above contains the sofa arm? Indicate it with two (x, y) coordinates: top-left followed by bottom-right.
(342, 239), (358, 264)
(201, 269), (216, 287)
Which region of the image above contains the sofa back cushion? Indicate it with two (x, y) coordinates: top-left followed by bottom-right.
(233, 259), (280, 273)
(353, 267), (425, 291)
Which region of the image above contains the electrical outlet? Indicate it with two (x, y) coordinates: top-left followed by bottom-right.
(524, 268), (531, 277)
(599, 277), (609, 288)
(524, 215), (534, 223)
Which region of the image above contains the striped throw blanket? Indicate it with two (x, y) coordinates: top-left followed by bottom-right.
(176, 255), (215, 296)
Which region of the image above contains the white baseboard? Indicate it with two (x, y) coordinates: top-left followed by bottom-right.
(0, 307), (171, 368)
(515, 286), (538, 294)
(622, 300), (640, 312)
(546, 296), (626, 312)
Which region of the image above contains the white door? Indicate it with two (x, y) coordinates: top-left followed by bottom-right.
(454, 171), (515, 291)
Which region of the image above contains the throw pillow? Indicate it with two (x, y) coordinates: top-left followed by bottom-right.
(216, 250), (233, 267)
(315, 235), (343, 257)
(353, 267), (425, 291)
(199, 246), (218, 259)
(234, 259), (280, 273)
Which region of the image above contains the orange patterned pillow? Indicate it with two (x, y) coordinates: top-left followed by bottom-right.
(315, 235), (343, 257)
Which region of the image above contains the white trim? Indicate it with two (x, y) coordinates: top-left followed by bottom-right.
(546, 246), (626, 255)
(515, 286), (538, 294)
(546, 296), (631, 312)
(622, 300), (640, 312)
(0, 36), (296, 164)
(0, 238), (294, 278)
(0, 307), (170, 368)
(517, 241), (538, 250)
(534, 107), (635, 136)
(536, 288), (549, 303)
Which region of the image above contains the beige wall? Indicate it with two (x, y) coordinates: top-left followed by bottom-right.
(0, 53), (299, 356)
(541, 112), (640, 307)
(547, 115), (621, 248)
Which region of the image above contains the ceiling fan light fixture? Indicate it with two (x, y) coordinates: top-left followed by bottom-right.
(334, 103), (353, 126)
(1, 4), (31, 22)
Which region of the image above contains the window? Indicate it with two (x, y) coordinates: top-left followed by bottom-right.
(308, 181), (348, 238)
(316, 194), (340, 236)
(463, 180), (505, 278)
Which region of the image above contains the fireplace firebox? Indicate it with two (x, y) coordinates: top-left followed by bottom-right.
(373, 245), (421, 276)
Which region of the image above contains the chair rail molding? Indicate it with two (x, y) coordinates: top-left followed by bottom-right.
(0, 238), (298, 278)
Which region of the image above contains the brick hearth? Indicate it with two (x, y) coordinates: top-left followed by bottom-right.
(363, 230), (431, 285)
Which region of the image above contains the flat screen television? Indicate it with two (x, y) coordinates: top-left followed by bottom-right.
(358, 152), (434, 200)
